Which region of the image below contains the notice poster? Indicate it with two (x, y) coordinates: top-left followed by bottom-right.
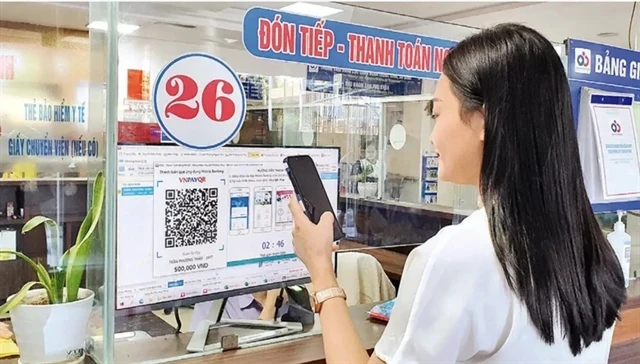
(590, 97), (640, 199)
(127, 69), (150, 101)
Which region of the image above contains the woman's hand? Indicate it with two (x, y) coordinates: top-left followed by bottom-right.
(288, 198), (338, 283)
(0, 322), (12, 339)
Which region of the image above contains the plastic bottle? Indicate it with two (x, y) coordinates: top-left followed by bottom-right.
(607, 211), (631, 288)
(344, 208), (356, 238)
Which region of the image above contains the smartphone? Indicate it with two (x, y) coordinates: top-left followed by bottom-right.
(284, 155), (344, 242)
(253, 187), (273, 233)
(275, 186), (294, 231)
(229, 187), (250, 236)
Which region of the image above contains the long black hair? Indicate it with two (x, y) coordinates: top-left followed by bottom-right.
(443, 23), (626, 355)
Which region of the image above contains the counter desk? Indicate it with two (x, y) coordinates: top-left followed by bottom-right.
(117, 302), (640, 364)
(338, 193), (472, 249)
(95, 281), (640, 364)
(2, 281), (638, 364)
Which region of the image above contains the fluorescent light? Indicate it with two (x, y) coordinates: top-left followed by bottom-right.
(224, 38), (238, 44)
(280, 2), (343, 17)
(86, 21), (140, 34)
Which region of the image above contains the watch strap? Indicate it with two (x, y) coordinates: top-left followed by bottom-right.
(313, 287), (346, 313)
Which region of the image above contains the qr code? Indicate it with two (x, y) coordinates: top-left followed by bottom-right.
(164, 188), (218, 249)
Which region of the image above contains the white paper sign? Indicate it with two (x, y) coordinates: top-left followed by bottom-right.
(0, 230), (17, 260)
(590, 97), (640, 199)
(389, 123), (406, 150)
(152, 53), (246, 150)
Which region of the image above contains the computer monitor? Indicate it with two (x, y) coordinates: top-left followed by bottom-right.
(115, 144), (340, 314)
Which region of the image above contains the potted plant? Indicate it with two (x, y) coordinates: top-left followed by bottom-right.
(0, 171), (105, 364)
(357, 164), (378, 198)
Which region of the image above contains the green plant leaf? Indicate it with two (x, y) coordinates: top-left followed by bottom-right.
(65, 171), (105, 302)
(64, 236), (91, 302)
(19, 215), (59, 302)
(21, 216), (58, 236)
(50, 267), (65, 304)
(58, 245), (70, 270)
(0, 281), (43, 315)
(0, 249), (54, 302)
(97, 212), (105, 254)
(36, 263), (57, 303)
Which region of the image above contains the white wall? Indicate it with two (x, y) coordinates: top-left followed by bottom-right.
(400, 22), (478, 43)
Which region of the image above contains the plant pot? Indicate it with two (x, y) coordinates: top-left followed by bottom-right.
(9, 288), (94, 364)
(357, 182), (378, 198)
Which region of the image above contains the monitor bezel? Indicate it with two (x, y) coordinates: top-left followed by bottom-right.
(114, 142), (341, 316)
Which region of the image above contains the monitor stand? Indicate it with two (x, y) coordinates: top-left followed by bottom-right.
(186, 319), (303, 353)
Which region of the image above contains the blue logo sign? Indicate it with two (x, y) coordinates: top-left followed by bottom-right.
(576, 50), (590, 67)
(306, 66), (423, 97)
(567, 39), (640, 91)
(243, 7), (457, 80)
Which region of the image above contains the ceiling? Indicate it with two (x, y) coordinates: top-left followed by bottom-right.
(347, 1), (638, 48)
(0, 1), (637, 49)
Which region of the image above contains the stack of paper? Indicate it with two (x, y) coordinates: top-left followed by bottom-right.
(368, 299), (395, 322)
(0, 338), (19, 358)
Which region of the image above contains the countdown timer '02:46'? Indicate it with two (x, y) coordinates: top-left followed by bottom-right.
(152, 53), (247, 150)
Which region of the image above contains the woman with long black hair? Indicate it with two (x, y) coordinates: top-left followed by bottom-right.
(289, 23), (626, 363)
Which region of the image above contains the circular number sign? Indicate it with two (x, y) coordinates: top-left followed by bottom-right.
(153, 53), (246, 150)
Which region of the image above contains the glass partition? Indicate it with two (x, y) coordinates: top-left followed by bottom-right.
(91, 2), (483, 362)
(0, 1), (108, 363)
(101, 2), (482, 267)
(1, 1), (637, 363)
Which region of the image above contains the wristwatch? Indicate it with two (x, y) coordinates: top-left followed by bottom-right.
(311, 287), (346, 313)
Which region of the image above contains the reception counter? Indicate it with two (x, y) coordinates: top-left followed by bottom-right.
(2, 280), (639, 364)
(99, 300), (640, 364)
(338, 194), (472, 248)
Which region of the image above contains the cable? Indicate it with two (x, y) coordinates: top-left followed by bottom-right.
(174, 307), (182, 334)
(274, 288), (285, 321)
(629, 2), (638, 49)
(216, 297), (229, 323)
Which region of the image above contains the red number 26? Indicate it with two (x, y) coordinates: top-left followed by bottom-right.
(164, 75), (236, 122)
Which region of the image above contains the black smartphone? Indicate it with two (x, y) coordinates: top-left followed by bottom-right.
(284, 155), (344, 242)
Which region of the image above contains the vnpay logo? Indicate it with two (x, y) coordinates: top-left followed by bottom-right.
(574, 48), (591, 74)
(179, 176), (207, 183)
(611, 120), (622, 134)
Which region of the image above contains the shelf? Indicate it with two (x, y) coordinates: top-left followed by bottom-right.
(0, 215), (85, 227)
(0, 177), (91, 185)
(592, 200), (640, 214)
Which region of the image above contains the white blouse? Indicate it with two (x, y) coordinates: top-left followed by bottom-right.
(374, 208), (614, 363)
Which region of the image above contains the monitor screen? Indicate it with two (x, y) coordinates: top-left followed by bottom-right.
(115, 145), (340, 311)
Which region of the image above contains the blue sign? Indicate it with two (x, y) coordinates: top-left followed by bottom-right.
(567, 39), (640, 128)
(240, 74), (266, 101)
(306, 66), (423, 97)
(566, 39), (640, 213)
(567, 39), (640, 92)
(243, 7), (457, 80)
